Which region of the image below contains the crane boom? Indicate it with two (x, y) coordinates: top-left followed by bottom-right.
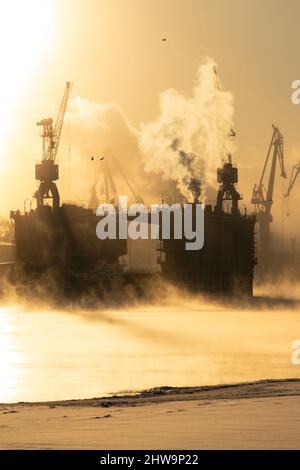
(53, 81), (72, 161)
(285, 161), (300, 198)
(36, 81), (72, 162)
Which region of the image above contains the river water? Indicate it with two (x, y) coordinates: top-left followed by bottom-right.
(0, 293), (299, 403)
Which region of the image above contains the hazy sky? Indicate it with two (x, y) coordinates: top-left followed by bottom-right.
(2, 0), (300, 240)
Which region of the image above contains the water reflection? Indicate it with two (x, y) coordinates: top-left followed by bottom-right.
(0, 300), (299, 403)
(0, 308), (23, 402)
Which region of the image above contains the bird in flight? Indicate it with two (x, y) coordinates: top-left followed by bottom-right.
(90, 156), (104, 161)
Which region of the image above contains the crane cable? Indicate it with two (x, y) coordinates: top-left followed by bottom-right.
(281, 175), (286, 248)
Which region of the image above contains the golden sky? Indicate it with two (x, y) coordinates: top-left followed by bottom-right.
(2, 0), (300, 239)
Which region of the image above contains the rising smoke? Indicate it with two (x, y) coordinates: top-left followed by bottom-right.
(60, 57), (235, 206)
(139, 57), (235, 201)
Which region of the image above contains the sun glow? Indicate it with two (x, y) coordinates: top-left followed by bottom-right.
(0, 308), (22, 402)
(0, 0), (53, 159)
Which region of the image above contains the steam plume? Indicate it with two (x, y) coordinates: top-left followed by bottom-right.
(139, 57), (235, 200)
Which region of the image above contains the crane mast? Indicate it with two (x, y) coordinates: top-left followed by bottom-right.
(251, 125), (287, 255)
(35, 81), (72, 209)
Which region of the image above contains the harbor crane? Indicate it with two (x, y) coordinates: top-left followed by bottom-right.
(35, 81), (72, 209)
(89, 157), (119, 208)
(285, 161), (300, 198)
(89, 149), (144, 209)
(251, 125), (287, 254)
